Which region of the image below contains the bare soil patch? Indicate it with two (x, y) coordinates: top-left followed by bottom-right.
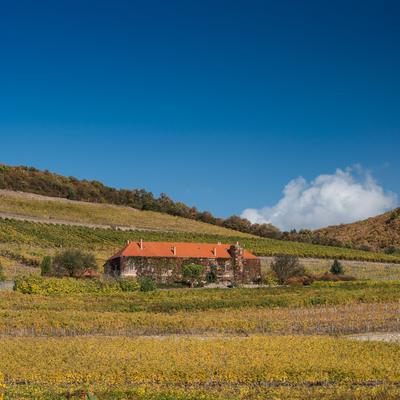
(347, 332), (400, 342)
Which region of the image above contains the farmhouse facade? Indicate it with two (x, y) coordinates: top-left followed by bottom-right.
(104, 241), (261, 285)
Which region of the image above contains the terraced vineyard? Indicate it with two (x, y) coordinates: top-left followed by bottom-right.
(0, 218), (399, 272)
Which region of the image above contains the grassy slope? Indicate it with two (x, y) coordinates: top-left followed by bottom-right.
(1, 217), (400, 278)
(315, 208), (400, 251)
(0, 190), (252, 237)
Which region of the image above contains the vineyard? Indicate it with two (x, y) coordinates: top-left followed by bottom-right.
(7, 280), (400, 312)
(2, 281), (400, 398)
(0, 189), (253, 237)
(2, 282), (400, 336)
(1, 336), (400, 399)
(1, 197), (400, 399)
(1, 219), (399, 273)
(1, 301), (400, 337)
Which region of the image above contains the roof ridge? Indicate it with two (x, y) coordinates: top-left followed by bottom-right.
(121, 241), (231, 245)
(107, 241), (258, 262)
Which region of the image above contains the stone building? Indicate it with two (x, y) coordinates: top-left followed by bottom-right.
(104, 240), (261, 285)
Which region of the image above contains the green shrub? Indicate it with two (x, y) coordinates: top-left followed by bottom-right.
(40, 256), (53, 276)
(384, 246), (400, 255)
(330, 259), (344, 275)
(182, 264), (205, 287)
(139, 277), (157, 292)
(52, 249), (97, 278)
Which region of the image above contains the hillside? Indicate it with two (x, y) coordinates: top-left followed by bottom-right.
(1, 215), (400, 279)
(0, 164), (280, 238)
(1, 171), (400, 280)
(0, 190), (252, 237)
(314, 208), (400, 252)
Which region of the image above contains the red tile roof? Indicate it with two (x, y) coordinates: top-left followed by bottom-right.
(108, 241), (258, 260)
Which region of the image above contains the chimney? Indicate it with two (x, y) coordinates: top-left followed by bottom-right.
(126, 240), (130, 245)
(172, 245), (177, 256)
(230, 242), (244, 280)
(217, 241), (221, 245)
(213, 247), (217, 257)
(139, 239), (144, 250)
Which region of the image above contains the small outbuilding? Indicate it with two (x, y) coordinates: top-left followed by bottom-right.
(104, 240), (261, 285)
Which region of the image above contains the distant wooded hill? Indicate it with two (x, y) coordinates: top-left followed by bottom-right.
(0, 164), (279, 238)
(283, 208), (400, 254)
(314, 208), (400, 253)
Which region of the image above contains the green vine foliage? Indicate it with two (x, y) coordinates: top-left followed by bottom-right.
(1, 218), (399, 263)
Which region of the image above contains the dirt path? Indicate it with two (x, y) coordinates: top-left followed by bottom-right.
(0, 211), (157, 232)
(0, 189), (140, 209)
(0, 189), (159, 231)
(347, 332), (400, 343)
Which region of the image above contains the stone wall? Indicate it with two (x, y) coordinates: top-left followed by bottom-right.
(106, 256), (261, 285)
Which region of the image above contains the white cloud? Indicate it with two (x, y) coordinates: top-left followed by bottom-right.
(241, 167), (398, 231)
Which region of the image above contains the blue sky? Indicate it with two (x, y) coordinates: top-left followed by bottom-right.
(0, 0), (399, 227)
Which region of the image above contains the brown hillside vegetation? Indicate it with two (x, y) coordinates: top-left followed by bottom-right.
(315, 208), (400, 252)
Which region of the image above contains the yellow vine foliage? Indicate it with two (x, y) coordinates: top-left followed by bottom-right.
(0, 302), (399, 337)
(0, 372), (5, 400)
(4, 383), (400, 399)
(1, 336), (400, 387)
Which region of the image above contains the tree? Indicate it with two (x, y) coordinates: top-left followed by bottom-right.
(66, 185), (77, 200)
(388, 208), (400, 223)
(52, 249), (97, 278)
(222, 216), (252, 233)
(250, 223), (281, 239)
(330, 259), (344, 275)
(196, 211), (217, 225)
(182, 263), (205, 287)
(270, 255), (305, 285)
(40, 256), (53, 276)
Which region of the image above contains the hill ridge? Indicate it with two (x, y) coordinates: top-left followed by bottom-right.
(314, 208), (400, 252)
(0, 164), (280, 238)
(0, 189), (253, 237)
